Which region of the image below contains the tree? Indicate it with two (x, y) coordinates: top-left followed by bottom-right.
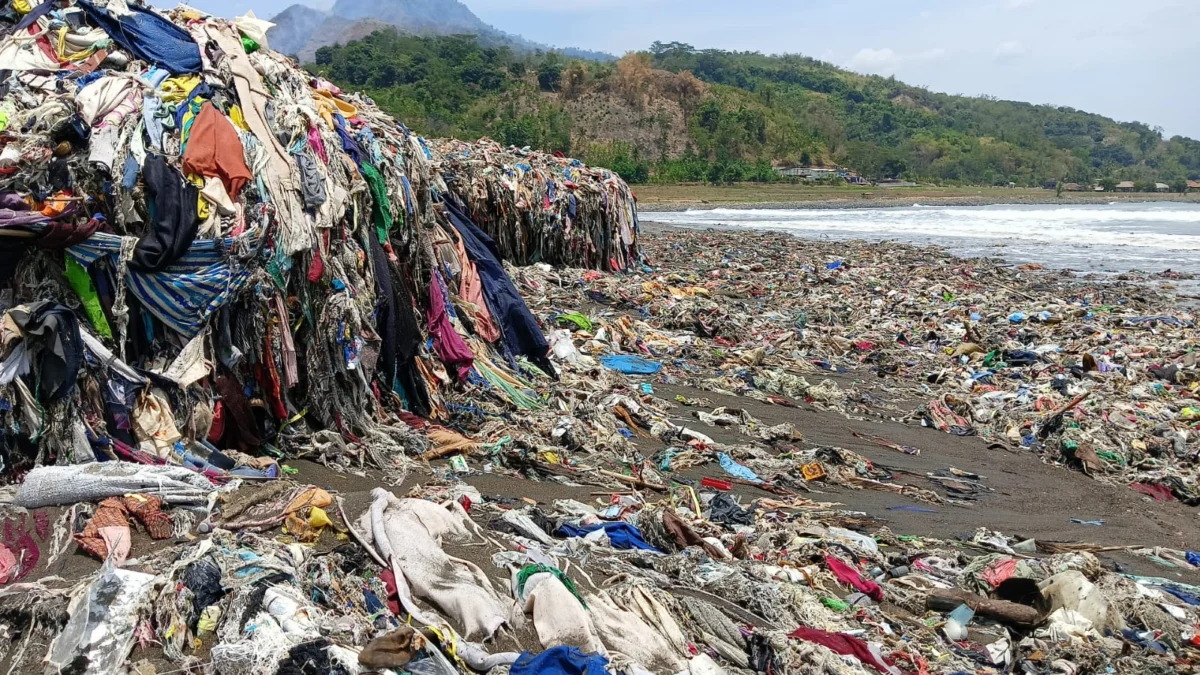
(537, 54), (563, 92)
(1172, 178), (1189, 194)
(1099, 177), (1116, 192)
(1055, 181), (1065, 198)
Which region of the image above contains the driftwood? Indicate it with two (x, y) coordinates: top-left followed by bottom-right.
(598, 469), (668, 492)
(925, 588), (1040, 626)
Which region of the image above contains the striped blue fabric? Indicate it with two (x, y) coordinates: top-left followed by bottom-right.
(68, 233), (250, 338)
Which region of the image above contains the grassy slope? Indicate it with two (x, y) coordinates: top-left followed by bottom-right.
(310, 32), (1200, 187)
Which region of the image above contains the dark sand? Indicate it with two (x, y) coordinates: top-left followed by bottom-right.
(283, 373), (1200, 586)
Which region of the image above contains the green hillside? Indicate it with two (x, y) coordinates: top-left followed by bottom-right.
(311, 31), (1200, 186)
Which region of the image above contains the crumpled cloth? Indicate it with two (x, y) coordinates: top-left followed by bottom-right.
(6, 301), (83, 403)
(789, 626), (899, 675)
(75, 495), (173, 564)
(77, 0), (202, 75)
(428, 270), (473, 381)
(182, 102), (252, 199)
(510, 646), (609, 675)
(825, 555), (884, 602)
(558, 521), (661, 552)
(15, 462), (213, 508)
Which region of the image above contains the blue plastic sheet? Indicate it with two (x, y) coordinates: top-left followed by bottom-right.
(718, 452), (763, 483)
(510, 646), (609, 675)
(558, 522), (662, 552)
(600, 355), (662, 375)
(1188, 551), (1200, 567)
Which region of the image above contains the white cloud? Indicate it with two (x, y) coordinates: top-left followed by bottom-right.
(1003, 0), (1036, 8)
(847, 47), (901, 71)
(994, 40), (1027, 60)
(845, 46), (947, 74)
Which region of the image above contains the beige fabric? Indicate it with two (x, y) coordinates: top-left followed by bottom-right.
(133, 391), (183, 458)
(588, 591), (685, 673)
(161, 330), (210, 387)
(202, 22), (311, 254)
(76, 76), (138, 126)
(522, 573), (604, 653)
(369, 490), (509, 639)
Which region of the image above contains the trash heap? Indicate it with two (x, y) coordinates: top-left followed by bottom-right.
(532, 228), (1200, 505)
(0, 3), (1198, 673)
(433, 138), (640, 273)
(0, 1), (640, 481)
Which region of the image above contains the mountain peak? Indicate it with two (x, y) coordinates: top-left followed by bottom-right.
(267, 0), (612, 64)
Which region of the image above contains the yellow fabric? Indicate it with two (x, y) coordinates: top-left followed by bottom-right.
(228, 104), (250, 131)
(159, 75), (202, 103)
(13, 0), (31, 15)
(186, 173), (210, 220)
(312, 90), (357, 128)
(307, 507), (332, 528)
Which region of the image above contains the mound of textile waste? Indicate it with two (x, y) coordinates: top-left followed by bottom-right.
(0, 0), (639, 480)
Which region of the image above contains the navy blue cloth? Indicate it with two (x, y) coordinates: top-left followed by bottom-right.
(445, 200), (555, 377)
(1159, 583), (1200, 606)
(334, 114), (365, 167)
(77, 0), (202, 75)
(1188, 551), (1200, 567)
(558, 522), (662, 552)
(510, 646), (609, 675)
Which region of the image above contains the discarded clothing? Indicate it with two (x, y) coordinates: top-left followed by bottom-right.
(509, 646), (610, 675)
(181, 102), (252, 199)
(446, 200), (555, 377)
(558, 521), (661, 552)
(825, 555), (884, 602)
(718, 452), (763, 483)
(77, 0), (202, 74)
(6, 301), (82, 403)
(789, 626), (899, 675)
(70, 233), (250, 338)
(131, 153), (201, 272)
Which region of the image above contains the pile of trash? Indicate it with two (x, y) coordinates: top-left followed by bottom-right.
(526, 228), (1200, 505)
(0, 2), (1198, 673)
(0, 0), (639, 481)
(432, 138), (639, 273)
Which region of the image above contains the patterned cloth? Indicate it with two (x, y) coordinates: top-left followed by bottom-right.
(75, 495), (173, 560)
(68, 232), (251, 338)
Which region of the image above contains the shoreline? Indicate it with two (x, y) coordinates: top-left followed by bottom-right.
(634, 185), (1200, 212)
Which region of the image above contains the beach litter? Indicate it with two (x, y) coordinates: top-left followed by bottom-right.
(0, 2), (1196, 674)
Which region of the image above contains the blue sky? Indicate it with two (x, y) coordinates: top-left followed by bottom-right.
(197, 0), (1200, 139)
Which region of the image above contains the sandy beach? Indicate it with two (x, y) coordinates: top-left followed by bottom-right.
(634, 183), (1200, 212)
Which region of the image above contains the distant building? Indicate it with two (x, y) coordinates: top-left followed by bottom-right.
(1188, 180), (1200, 191)
(1093, 185), (1106, 192)
(1155, 182), (1170, 192)
(1063, 183), (1084, 192)
(776, 167), (840, 180)
(1116, 181), (1135, 192)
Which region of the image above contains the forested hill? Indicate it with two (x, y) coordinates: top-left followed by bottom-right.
(310, 33), (1200, 186)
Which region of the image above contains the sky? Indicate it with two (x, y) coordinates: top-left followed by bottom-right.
(196, 0), (1200, 139)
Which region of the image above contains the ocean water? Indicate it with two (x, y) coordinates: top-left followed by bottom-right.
(648, 202), (1200, 276)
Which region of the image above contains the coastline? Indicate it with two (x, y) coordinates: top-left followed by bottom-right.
(634, 183), (1200, 211)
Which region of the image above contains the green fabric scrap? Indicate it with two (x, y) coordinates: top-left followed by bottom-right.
(822, 597), (849, 611)
(555, 312), (593, 331)
(361, 163), (393, 241)
(65, 257), (111, 338)
(515, 564), (586, 608)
